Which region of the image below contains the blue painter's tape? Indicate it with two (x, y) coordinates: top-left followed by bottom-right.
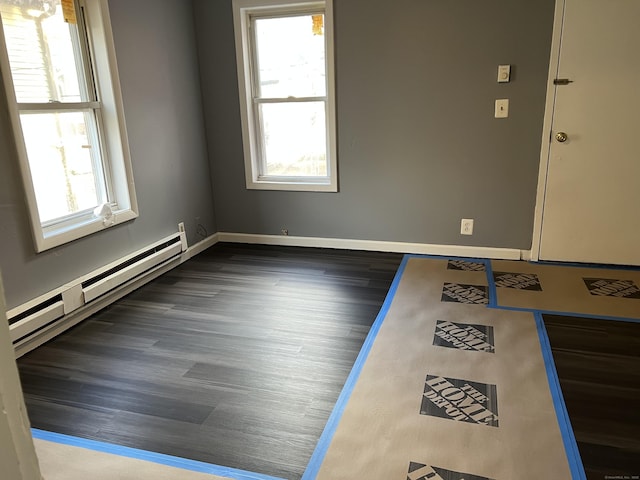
(534, 260), (640, 272)
(484, 259), (499, 308)
(31, 254), (610, 480)
(301, 254), (411, 480)
(486, 259), (639, 322)
(490, 303), (640, 323)
(532, 313), (587, 480)
(303, 254), (493, 478)
(31, 428), (283, 480)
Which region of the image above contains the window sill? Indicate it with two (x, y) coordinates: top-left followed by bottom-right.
(247, 177), (338, 192)
(36, 208), (138, 252)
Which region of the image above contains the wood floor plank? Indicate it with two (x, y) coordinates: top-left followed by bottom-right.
(17, 243), (402, 480)
(543, 314), (640, 480)
(19, 245), (638, 479)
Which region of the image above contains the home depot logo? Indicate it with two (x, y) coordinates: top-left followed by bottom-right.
(441, 283), (488, 304)
(583, 278), (640, 299)
(433, 320), (495, 353)
(421, 375), (498, 427)
(447, 259), (486, 272)
(407, 462), (493, 480)
(492, 272), (542, 291)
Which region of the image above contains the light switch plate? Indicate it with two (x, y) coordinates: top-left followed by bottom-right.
(498, 64), (511, 83)
(495, 99), (509, 118)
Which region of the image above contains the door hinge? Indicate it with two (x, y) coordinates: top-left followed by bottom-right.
(553, 78), (574, 85)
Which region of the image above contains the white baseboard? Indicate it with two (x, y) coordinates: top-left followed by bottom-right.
(10, 230), (525, 358)
(11, 232), (220, 358)
(183, 232), (219, 260)
(520, 250), (533, 261)
(216, 232), (522, 260)
(13, 258), (180, 358)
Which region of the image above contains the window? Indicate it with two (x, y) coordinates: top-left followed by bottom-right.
(0, 0), (137, 252)
(233, 0), (337, 191)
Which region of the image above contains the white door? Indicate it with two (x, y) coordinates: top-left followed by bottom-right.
(538, 0), (640, 266)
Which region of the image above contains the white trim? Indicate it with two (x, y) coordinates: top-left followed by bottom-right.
(0, 0), (138, 252)
(217, 232), (522, 260)
(7, 231), (219, 320)
(520, 250), (533, 261)
(9, 301), (65, 343)
(182, 233), (220, 260)
(6, 229), (517, 325)
(324, 0), (337, 191)
(232, 0), (338, 192)
(82, 242), (183, 303)
(0, 16), (42, 252)
(6, 231), (218, 320)
(12, 257), (180, 358)
(6, 232), (185, 320)
(86, 0), (139, 219)
(9, 231), (220, 358)
(0, 276), (42, 479)
(6, 229), (526, 359)
(17, 101), (101, 111)
(530, 0), (565, 262)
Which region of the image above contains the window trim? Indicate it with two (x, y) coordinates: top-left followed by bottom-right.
(0, 0), (138, 252)
(233, 0), (338, 192)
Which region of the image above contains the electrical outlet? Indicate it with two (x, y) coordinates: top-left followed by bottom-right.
(461, 219), (474, 235)
(281, 228), (289, 236)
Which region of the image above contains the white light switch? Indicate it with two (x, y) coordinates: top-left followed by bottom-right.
(495, 99), (509, 118)
(498, 64), (511, 83)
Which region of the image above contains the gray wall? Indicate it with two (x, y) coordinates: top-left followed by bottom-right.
(0, 0), (216, 308)
(194, 0), (555, 248)
(1, 0), (557, 309)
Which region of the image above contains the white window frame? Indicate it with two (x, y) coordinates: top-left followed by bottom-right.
(233, 0), (338, 192)
(0, 0), (138, 252)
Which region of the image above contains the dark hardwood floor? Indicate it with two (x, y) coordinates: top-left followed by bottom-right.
(16, 246), (640, 480)
(543, 314), (640, 480)
(17, 243), (402, 479)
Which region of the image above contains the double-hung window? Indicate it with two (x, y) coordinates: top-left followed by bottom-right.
(233, 0), (337, 191)
(0, 0), (137, 252)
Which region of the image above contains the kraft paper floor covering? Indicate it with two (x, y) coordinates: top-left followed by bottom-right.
(33, 437), (233, 480)
(308, 257), (638, 480)
(313, 257), (572, 479)
(491, 260), (640, 320)
(32, 256), (639, 480)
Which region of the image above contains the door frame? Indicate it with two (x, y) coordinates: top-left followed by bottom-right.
(530, 0), (565, 262)
(0, 272), (42, 479)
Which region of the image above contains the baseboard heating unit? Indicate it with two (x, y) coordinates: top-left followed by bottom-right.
(7, 231), (188, 358)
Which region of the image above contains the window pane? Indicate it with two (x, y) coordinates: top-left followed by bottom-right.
(260, 101), (326, 177)
(0, 0), (85, 103)
(254, 14), (326, 99)
(20, 111), (106, 223)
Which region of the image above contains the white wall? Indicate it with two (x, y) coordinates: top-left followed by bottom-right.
(0, 272), (42, 480)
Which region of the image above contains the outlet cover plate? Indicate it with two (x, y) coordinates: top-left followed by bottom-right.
(461, 219), (474, 235)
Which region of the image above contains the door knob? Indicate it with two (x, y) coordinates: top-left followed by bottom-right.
(555, 131), (568, 143)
